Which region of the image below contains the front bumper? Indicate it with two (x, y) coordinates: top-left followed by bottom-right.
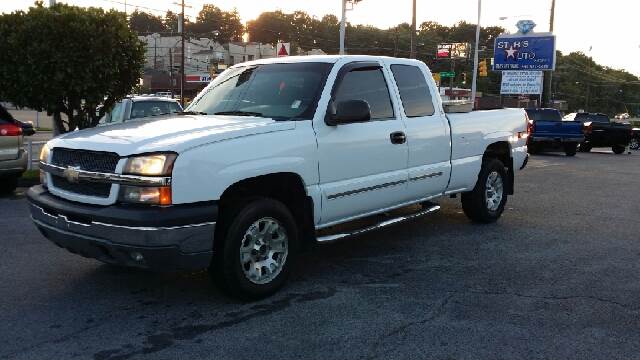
(27, 185), (218, 271)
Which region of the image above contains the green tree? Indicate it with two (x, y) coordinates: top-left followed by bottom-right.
(247, 11), (293, 44)
(128, 9), (165, 34)
(0, 3), (145, 132)
(191, 4), (243, 41)
(164, 10), (179, 33)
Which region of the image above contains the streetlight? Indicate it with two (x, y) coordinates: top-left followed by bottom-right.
(339, 0), (361, 55)
(470, 0), (481, 107)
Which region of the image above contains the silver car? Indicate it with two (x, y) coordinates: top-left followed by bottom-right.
(0, 106), (28, 194)
(98, 96), (183, 126)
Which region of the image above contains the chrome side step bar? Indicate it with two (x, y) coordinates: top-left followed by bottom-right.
(316, 204), (440, 242)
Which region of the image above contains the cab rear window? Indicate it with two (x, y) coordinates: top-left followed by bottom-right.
(526, 109), (561, 121)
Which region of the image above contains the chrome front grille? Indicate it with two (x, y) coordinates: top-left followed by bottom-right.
(51, 148), (120, 173)
(50, 176), (112, 198)
(49, 148), (120, 198)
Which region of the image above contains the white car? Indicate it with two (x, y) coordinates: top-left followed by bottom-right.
(29, 55), (528, 299)
(98, 96), (182, 126)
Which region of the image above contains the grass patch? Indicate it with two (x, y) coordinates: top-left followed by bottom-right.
(21, 169), (40, 180)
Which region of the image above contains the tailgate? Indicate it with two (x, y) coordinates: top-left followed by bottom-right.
(535, 120), (583, 138)
(595, 123), (632, 142)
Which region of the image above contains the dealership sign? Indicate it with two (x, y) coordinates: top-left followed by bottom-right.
(493, 33), (556, 71)
(500, 71), (543, 94)
(186, 74), (212, 83)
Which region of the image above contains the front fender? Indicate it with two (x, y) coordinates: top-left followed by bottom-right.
(170, 122), (318, 204)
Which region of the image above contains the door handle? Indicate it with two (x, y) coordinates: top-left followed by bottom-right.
(390, 131), (406, 144)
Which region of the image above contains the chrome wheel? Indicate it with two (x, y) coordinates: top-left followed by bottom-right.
(630, 138), (639, 150)
(239, 217), (288, 285)
(485, 171), (504, 211)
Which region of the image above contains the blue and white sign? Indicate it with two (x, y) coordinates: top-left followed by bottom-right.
(493, 33), (556, 71)
(500, 71), (543, 95)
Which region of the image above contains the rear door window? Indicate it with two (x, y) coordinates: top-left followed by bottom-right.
(334, 67), (394, 120)
(390, 65), (435, 117)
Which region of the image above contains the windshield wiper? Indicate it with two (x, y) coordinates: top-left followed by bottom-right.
(213, 110), (263, 117)
(177, 111), (209, 115)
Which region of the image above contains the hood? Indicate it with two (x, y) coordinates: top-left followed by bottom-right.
(47, 115), (296, 155)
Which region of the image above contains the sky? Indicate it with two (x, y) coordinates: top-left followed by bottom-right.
(2, 0), (639, 76)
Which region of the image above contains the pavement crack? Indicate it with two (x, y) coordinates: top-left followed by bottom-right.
(451, 287), (638, 311)
(365, 294), (454, 360)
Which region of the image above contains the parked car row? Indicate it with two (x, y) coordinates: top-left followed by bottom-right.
(525, 108), (634, 156)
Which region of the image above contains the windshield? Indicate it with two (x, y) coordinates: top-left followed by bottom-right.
(187, 62), (333, 120)
(98, 101), (126, 124)
(130, 101), (182, 119)
(526, 109), (561, 121)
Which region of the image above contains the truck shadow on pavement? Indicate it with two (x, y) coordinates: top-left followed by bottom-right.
(25, 201), (485, 360)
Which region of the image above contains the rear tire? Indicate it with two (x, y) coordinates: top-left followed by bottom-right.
(630, 138), (639, 151)
(461, 158), (508, 223)
(612, 145), (625, 154)
(0, 176), (19, 195)
(564, 143), (577, 156)
(210, 198), (298, 300)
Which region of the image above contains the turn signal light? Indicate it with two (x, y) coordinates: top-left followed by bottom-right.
(119, 186), (172, 205)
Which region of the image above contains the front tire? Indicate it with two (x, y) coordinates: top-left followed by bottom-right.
(461, 158), (508, 223)
(630, 138), (639, 151)
(211, 198), (297, 300)
(579, 143), (592, 152)
(564, 143), (577, 156)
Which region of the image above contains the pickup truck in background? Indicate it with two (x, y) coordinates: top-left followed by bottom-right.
(525, 108), (584, 156)
(28, 55), (528, 299)
(563, 112), (631, 154)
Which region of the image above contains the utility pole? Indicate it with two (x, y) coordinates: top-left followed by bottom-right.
(169, 48), (174, 98)
(409, 0), (416, 58)
(393, 27), (399, 57)
(340, 0), (347, 55)
(471, 0), (481, 107)
(543, 0), (556, 107)
(180, 0), (185, 107)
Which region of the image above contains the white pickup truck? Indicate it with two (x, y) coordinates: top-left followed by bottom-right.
(28, 55), (528, 299)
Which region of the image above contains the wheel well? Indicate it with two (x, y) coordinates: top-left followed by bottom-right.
(483, 141), (514, 195)
(217, 173), (315, 248)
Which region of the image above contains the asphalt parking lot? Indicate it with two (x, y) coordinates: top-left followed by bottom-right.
(1, 149), (639, 360)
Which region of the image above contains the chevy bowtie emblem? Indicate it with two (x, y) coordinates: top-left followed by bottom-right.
(63, 166), (81, 183)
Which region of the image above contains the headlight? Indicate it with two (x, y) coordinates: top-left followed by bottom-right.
(123, 153), (177, 176)
(119, 185), (172, 205)
(39, 144), (50, 162)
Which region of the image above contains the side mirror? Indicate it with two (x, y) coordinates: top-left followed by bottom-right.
(326, 100), (371, 126)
